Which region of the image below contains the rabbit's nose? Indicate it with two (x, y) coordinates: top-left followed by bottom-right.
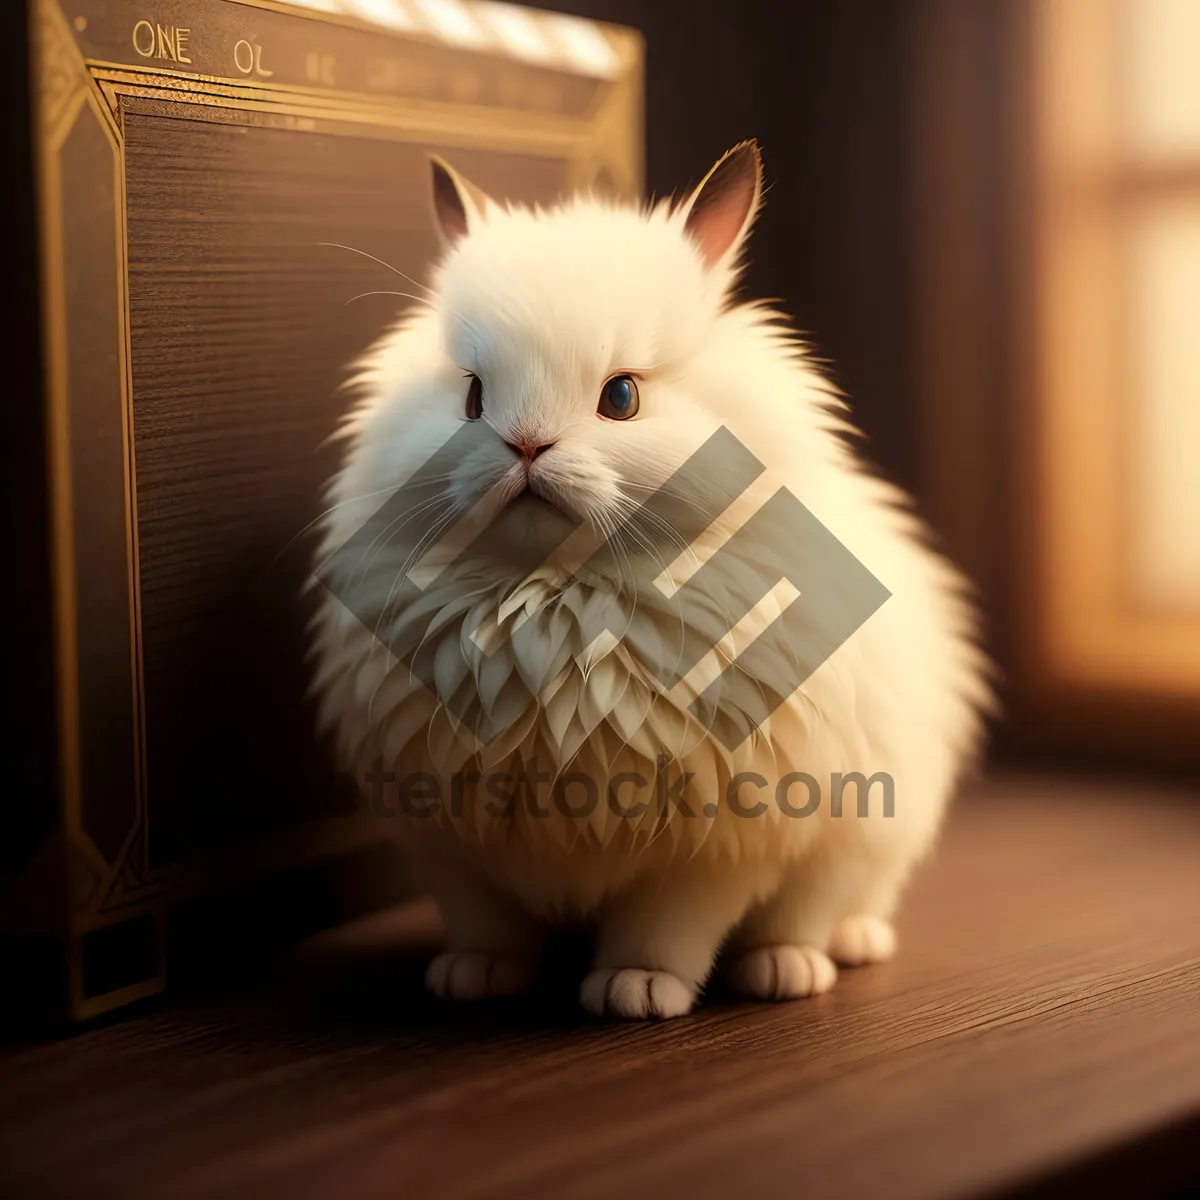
(505, 439), (556, 461)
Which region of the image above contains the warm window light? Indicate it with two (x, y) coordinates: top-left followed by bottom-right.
(1129, 201), (1200, 611)
(1033, 0), (1200, 694)
(1123, 0), (1200, 162)
(1122, 0), (1200, 612)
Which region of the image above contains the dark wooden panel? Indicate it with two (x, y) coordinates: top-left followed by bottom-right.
(123, 108), (567, 868)
(1, 775), (1197, 1198)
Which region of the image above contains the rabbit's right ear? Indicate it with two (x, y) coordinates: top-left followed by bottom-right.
(430, 157), (492, 248)
(680, 140), (763, 271)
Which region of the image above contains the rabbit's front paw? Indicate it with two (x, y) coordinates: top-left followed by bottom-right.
(579, 968), (695, 1020)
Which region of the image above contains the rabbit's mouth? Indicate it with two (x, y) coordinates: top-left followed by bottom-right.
(510, 484), (563, 516)
(470, 484), (579, 573)
(511, 475), (580, 522)
(481, 451), (597, 535)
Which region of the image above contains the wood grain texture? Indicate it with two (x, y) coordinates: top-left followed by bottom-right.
(122, 108), (566, 867)
(1, 772), (1198, 1199)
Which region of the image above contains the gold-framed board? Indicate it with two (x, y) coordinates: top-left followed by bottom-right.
(7, 0), (642, 1020)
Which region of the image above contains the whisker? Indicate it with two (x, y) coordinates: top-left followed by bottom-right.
(272, 484), (415, 572)
(371, 501), (466, 650)
(345, 290), (434, 308)
(317, 241), (435, 296)
(352, 492), (458, 585)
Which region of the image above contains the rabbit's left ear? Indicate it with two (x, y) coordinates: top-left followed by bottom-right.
(680, 140), (763, 271)
(429, 156), (493, 248)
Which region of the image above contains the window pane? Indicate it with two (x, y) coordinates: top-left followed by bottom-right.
(1129, 200), (1200, 609)
(1123, 0), (1200, 160)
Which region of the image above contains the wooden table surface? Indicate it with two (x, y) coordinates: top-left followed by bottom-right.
(2, 772), (1199, 1199)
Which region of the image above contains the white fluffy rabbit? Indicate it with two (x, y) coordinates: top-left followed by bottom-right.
(311, 142), (992, 1019)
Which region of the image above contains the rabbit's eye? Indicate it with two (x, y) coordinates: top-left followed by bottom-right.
(598, 375), (639, 421)
(465, 374), (483, 421)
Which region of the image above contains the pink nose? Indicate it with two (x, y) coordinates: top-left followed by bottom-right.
(505, 439), (556, 461)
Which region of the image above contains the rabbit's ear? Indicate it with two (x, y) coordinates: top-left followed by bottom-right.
(430, 156), (493, 247)
(680, 140), (763, 271)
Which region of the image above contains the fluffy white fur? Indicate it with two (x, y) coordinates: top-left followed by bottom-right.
(311, 144), (992, 1020)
